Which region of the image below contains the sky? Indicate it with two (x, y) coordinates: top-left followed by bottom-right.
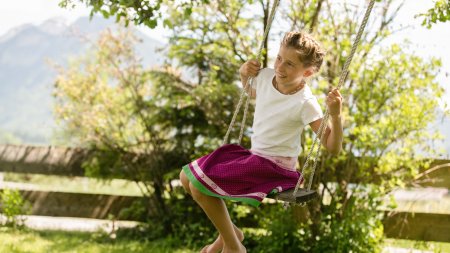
(0, 0), (449, 106)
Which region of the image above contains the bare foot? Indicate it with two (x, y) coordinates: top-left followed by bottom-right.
(222, 243), (246, 253)
(201, 227), (244, 253)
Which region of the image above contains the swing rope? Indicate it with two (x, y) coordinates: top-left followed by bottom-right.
(222, 0), (281, 146)
(293, 0), (376, 199)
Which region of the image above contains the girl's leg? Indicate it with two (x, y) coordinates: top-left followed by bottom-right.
(202, 224), (244, 253)
(179, 170), (245, 252)
(189, 182), (246, 253)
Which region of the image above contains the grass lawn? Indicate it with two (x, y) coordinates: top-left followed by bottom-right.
(2, 226), (450, 253)
(0, 227), (196, 253)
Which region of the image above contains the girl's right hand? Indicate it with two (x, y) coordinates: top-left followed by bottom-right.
(239, 60), (261, 78)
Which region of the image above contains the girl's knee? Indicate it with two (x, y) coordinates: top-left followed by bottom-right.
(179, 170), (191, 194)
(179, 170), (185, 181)
(179, 170), (204, 201)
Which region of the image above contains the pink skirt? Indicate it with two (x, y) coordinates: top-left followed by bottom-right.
(182, 144), (302, 207)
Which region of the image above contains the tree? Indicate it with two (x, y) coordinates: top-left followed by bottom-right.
(53, 28), (197, 230)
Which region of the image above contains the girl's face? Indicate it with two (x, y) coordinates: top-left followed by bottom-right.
(274, 46), (313, 87)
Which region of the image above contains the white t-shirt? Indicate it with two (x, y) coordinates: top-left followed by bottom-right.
(250, 68), (323, 157)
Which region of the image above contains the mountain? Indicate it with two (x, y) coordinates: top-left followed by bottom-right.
(0, 16), (165, 145)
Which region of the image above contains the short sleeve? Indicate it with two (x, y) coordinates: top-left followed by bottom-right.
(301, 97), (323, 125)
(249, 76), (258, 91)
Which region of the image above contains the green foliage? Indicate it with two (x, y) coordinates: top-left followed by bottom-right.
(314, 186), (384, 253)
(145, 67), (247, 158)
(167, 1), (256, 71)
(244, 188), (383, 253)
(247, 206), (310, 253)
(116, 193), (217, 248)
(116, 199), (147, 221)
(54, 29), (149, 151)
(0, 189), (30, 227)
(164, 195), (216, 247)
(53, 28), (183, 229)
(59, 0), (209, 28)
(416, 0), (450, 28)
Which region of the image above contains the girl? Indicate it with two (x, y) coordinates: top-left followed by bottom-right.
(179, 31), (343, 253)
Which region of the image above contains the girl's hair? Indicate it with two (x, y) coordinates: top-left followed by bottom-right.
(281, 31), (326, 72)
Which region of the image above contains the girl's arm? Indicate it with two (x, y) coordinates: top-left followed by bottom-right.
(309, 116), (343, 155)
(309, 88), (343, 155)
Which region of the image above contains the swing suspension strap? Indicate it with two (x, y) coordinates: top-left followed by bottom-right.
(222, 0), (281, 146)
(293, 0), (376, 197)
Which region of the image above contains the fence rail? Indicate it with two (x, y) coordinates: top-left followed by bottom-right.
(6, 190), (144, 221)
(0, 144), (87, 176)
(383, 211), (450, 242)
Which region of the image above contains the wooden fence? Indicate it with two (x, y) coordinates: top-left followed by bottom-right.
(1, 144), (449, 242)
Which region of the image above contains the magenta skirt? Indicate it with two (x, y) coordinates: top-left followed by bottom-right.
(182, 144), (302, 207)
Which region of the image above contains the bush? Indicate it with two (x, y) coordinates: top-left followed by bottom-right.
(245, 204), (312, 253)
(314, 187), (384, 253)
(245, 187), (384, 253)
(0, 189), (30, 227)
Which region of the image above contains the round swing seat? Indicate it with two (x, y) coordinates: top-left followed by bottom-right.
(270, 188), (317, 204)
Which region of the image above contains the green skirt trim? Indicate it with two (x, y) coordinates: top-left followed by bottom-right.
(182, 165), (262, 207)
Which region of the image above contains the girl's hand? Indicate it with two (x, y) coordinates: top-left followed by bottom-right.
(326, 88), (342, 116)
(239, 60), (261, 78)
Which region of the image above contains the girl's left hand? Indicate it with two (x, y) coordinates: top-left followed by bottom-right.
(326, 88), (342, 116)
